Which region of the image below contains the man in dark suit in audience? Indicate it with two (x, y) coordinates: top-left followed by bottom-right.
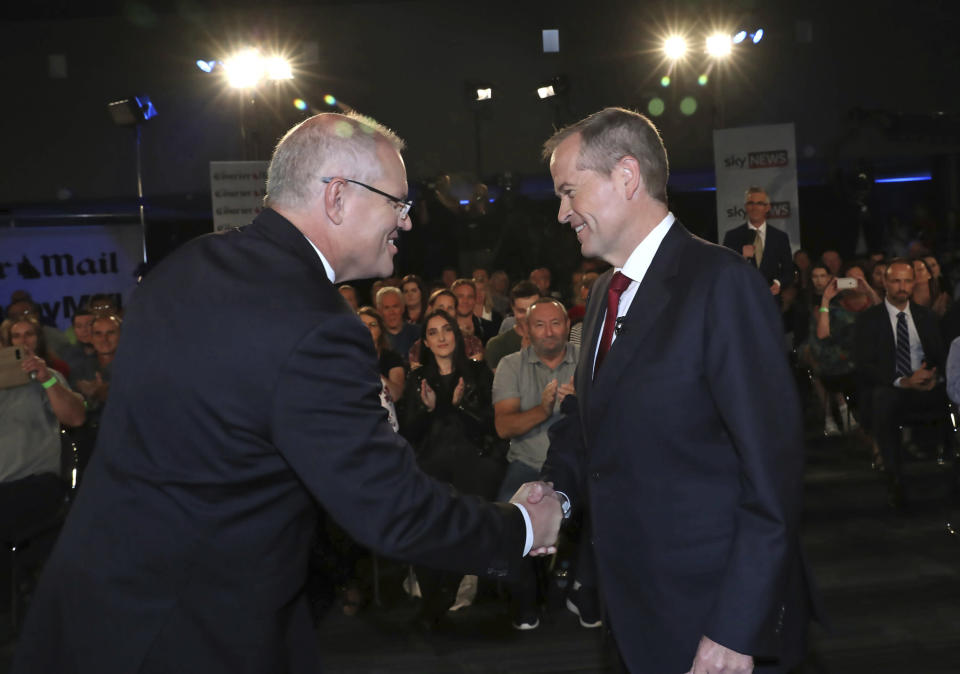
(722, 187), (795, 298)
(13, 112), (562, 674)
(531, 107), (815, 673)
(854, 258), (946, 509)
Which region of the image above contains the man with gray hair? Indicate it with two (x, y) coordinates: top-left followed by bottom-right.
(528, 108), (817, 673)
(722, 186), (794, 297)
(13, 112), (563, 674)
(376, 284), (419, 360)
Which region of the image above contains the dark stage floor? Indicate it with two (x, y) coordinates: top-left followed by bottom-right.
(3, 434), (959, 673)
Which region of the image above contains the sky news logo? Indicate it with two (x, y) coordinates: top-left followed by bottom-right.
(722, 149), (790, 169)
(726, 200), (791, 220)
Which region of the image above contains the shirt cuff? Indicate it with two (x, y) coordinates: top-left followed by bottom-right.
(514, 503), (533, 556)
(894, 377), (904, 388)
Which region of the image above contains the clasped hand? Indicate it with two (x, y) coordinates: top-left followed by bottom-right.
(509, 481), (563, 556)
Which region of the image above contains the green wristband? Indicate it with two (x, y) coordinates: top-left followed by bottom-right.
(41, 375), (58, 389)
(819, 307), (829, 313)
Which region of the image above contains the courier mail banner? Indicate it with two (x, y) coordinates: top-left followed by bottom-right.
(713, 123), (800, 250)
(0, 225), (143, 330)
(210, 160), (269, 232)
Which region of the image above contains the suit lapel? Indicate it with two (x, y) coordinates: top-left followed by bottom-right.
(587, 222), (688, 414)
(576, 268), (613, 416)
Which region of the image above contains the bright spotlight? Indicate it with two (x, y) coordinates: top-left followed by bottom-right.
(705, 33), (732, 58)
(732, 30), (747, 44)
(752, 28), (764, 44)
(663, 36), (687, 60)
(224, 48), (265, 89)
(537, 85), (556, 99)
(265, 56), (293, 81)
(476, 87), (493, 101)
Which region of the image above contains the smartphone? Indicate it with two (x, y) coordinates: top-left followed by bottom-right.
(836, 277), (857, 290)
(0, 345), (31, 389)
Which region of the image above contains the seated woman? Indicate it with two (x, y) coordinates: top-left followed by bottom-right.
(357, 306), (405, 407)
(807, 268), (874, 450)
(407, 289), (484, 366)
(399, 310), (502, 627)
(400, 274), (427, 325)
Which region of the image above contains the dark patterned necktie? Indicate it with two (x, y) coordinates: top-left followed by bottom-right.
(594, 271), (632, 376)
(895, 311), (911, 378)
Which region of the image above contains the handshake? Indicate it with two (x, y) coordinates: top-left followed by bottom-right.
(509, 481), (565, 557)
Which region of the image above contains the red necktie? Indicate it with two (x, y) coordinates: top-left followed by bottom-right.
(594, 271), (632, 376)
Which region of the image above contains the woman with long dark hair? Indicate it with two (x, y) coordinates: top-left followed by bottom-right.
(399, 309), (502, 627)
(400, 274), (428, 325)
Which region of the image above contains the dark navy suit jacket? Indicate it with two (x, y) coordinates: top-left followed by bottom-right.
(544, 221), (816, 673)
(13, 209), (526, 674)
(722, 222), (794, 289)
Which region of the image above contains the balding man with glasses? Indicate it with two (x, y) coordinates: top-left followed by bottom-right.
(14, 112), (563, 674)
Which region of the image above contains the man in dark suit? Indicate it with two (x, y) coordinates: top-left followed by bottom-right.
(528, 108), (815, 673)
(853, 258), (945, 508)
(722, 187), (795, 298)
(12, 112), (562, 674)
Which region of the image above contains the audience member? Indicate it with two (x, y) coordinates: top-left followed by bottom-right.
(947, 336), (960, 405)
(473, 276), (503, 333)
(854, 259), (946, 510)
(400, 274), (427, 325)
(5, 297), (70, 362)
(868, 260), (887, 300)
(567, 272), (598, 326)
(492, 300), (589, 630)
(2, 316), (71, 379)
(357, 306), (405, 405)
(399, 310), (501, 629)
(408, 289), (484, 366)
(1, 333), (86, 540)
(911, 256), (949, 317)
(721, 186), (794, 296)
(338, 284), (359, 311)
(529, 267), (563, 302)
(452, 278), (497, 344)
(485, 281), (540, 371)
(59, 309), (97, 374)
(488, 270), (511, 315)
(821, 249), (843, 276)
(376, 286), (419, 362)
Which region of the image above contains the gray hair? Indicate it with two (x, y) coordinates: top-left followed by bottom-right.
(744, 186), (768, 201)
(375, 285), (402, 307)
(265, 111), (405, 210)
(542, 107), (669, 204)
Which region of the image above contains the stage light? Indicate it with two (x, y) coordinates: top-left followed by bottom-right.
(293, 98), (308, 111)
(224, 48), (265, 89)
(196, 59), (216, 73)
(732, 30), (747, 44)
(265, 56), (292, 81)
(476, 87), (493, 101)
(680, 96), (698, 116)
(752, 29), (764, 44)
(698, 74), (708, 86)
(537, 85), (556, 99)
(705, 33), (732, 58)
(660, 76), (671, 87)
(324, 94), (337, 106)
(648, 97), (665, 117)
(663, 36), (687, 60)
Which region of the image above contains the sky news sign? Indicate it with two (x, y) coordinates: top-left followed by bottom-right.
(0, 224), (143, 330)
(713, 123), (800, 250)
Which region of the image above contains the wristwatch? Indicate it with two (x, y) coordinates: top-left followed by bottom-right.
(556, 490), (571, 519)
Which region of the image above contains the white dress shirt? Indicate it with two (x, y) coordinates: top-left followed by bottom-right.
(883, 298), (924, 386)
(591, 212), (676, 371)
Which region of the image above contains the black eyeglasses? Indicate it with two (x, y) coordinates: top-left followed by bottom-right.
(321, 177), (412, 219)
(745, 200), (769, 206)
